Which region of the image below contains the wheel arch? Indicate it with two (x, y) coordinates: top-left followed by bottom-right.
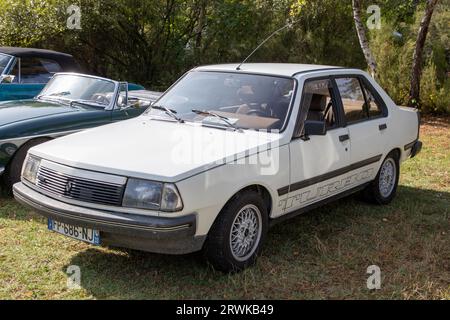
(4, 136), (53, 169)
(221, 184), (273, 218)
(388, 147), (401, 161)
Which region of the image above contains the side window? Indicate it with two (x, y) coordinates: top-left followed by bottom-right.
(361, 81), (383, 118)
(335, 77), (368, 124)
(301, 78), (336, 128)
(20, 58), (61, 84)
(9, 60), (19, 83)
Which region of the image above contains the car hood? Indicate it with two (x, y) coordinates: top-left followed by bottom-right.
(30, 116), (282, 182)
(0, 99), (77, 127)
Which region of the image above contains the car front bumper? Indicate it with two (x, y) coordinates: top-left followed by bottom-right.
(13, 182), (206, 255)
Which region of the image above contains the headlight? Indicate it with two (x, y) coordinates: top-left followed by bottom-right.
(161, 183), (184, 212)
(122, 178), (183, 212)
(22, 155), (41, 185)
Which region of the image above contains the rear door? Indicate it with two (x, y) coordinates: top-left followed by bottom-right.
(333, 76), (389, 181)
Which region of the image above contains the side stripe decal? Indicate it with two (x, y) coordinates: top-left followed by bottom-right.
(278, 154), (383, 196)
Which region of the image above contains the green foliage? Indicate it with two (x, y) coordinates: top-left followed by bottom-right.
(0, 0), (448, 113)
(421, 63), (450, 113)
(369, 1), (449, 113)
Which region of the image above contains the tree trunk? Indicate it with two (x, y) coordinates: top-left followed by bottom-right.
(195, 0), (208, 48)
(409, 0), (439, 108)
(352, 0), (377, 77)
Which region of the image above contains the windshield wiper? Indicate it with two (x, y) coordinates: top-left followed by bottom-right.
(35, 95), (68, 104)
(70, 100), (107, 108)
(192, 109), (241, 132)
(48, 91), (71, 97)
(37, 91), (71, 100)
(152, 105), (184, 123)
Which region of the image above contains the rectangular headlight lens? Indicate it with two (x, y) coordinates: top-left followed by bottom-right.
(122, 178), (183, 212)
(122, 179), (163, 210)
(22, 155), (41, 185)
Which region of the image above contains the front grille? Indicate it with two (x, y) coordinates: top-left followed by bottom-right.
(36, 166), (125, 206)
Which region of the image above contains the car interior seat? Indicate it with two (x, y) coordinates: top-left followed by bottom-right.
(306, 94), (327, 121)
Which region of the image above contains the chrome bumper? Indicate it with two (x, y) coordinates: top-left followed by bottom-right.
(0, 166), (4, 175)
(13, 182), (206, 255)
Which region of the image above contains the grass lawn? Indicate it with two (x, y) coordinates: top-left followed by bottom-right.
(0, 116), (448, 300)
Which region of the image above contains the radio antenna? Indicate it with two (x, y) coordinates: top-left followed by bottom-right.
(236, 20), (299, 71)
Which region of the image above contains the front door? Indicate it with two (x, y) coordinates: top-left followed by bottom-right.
(0, 56), (61, 101)
(0, 83), (44, 101)
(281, 77), (351, 215)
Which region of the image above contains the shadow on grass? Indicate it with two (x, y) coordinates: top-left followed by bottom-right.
(64, 185), (449, 299)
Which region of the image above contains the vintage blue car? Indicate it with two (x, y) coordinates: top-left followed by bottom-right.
(0, 47), (82, 101)
(0, 72), (161, 191)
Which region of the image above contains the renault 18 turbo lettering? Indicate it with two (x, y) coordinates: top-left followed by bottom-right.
(13, 64), (422, 272)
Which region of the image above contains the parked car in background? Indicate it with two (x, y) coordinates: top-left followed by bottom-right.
(0, 72), (161, 191)
(0, 47), (82, 101)
(13, 64), (421, 272)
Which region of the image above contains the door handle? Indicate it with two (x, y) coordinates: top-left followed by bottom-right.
(339, 134), (350, 142)
(379, 124), (387, 131)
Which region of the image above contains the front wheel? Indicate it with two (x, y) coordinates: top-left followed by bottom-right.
(363, 151), (400, 205)
(203, 191), (268, 273)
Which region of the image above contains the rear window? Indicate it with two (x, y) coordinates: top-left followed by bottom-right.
(20, 57), (62, 84)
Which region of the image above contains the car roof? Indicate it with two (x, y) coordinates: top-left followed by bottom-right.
(193, 63), (344, 77)
(0, 47), (80, 70)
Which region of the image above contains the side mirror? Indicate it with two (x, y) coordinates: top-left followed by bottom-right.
(117, 82), (129, 109)
(304, 120), (327, 137)
(0, 75), (15, 84)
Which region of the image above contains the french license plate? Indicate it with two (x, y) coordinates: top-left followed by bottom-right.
(48, 219), (100, 245)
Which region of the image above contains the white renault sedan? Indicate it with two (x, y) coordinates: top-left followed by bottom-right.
(13, 64), (422, 272)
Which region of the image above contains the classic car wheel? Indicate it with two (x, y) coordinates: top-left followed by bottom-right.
(204, 190), (268, 272)
(2, 138), (50, 194)
(363, 151), (400, 205)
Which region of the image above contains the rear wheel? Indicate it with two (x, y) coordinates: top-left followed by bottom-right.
(363, 151), (400, 205)
(2, 138), (50, 194)
(204, 191), (268, 273)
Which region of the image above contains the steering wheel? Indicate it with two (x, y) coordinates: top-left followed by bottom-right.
(246, 109), (267, 117)
(90, 93), (110, 106)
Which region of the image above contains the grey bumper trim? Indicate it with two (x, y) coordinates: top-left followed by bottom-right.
(404, 140), (422, 158)
(0, 166), (4, 175)
(13, 182), (197, 240)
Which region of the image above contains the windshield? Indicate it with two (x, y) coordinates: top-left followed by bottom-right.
(38, 74), (116, 107)
(0, 53), (13, 75)
(148, 71), (295, 131)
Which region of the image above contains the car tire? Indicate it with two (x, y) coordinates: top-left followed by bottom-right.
(203, 191), (268, 273)
(2, 138), (49, 194)
(363, 151), (400, 205)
